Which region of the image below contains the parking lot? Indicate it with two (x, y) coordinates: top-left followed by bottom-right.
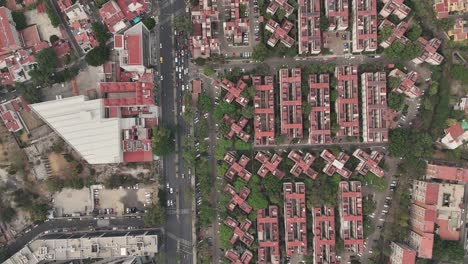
(323, 31), (350, 55)
(53, 188), (93, 217)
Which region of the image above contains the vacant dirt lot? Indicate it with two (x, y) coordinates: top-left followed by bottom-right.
(53, 188), (93, 216)
(48, 153), (72, 177)
(24, 10), (62, 41)
(20, 111), (43, 131)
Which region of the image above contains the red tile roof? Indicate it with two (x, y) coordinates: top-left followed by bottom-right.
(257, 206), (280, 264)
(287, 151), (318, 179)
(114, 34), (124, 48)
(126, 34), (142, 65)
(255, 151), (285, 179)
(0, 7), (22, 55)
(100, 81), (153, 106)
(283, 182), (308, 257)
(116, 0), (149, 21)
(223, 114), (250, 142)
(99, 1), (125, 33)
(253, 75), (275, 146)
(223, 152), (252, 182)
(426, 163), (468, 183)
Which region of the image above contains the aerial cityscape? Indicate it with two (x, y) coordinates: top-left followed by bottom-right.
(0, 0), (467, 264)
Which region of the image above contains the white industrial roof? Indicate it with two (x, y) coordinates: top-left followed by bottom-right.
(31, 96), (124, 164)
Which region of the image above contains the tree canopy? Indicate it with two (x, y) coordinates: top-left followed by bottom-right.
(252, 43), (269, 62)
(12, 11), (27, 30)
(85, 45), (110, 66)
(388, 93), (404, 110)
(406, 24), (422, 41)
(92, 22), (110, 44)
(45, 1), (60, 27)
(378, 25), (393, 42)
(144, 203), (166, 226)
(143, 17), (156, 30)
(384, 41), (421, 60)
(152, 126), (174, 156)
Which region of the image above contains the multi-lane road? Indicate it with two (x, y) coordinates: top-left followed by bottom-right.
(155, 0), (194, 263)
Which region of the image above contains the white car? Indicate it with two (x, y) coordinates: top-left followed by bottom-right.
(160, 43), (162, 49)
(169, 188), (173, 194)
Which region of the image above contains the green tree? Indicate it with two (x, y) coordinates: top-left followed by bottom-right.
(407, 24), (422, 41)
(203, 66), (216, 76)
(241, 105), (254, 119)
(436, 18), (455, 32)
(49, 34), (60, 44)
(234, 139), (252, 150)
(0, 206), (16, 222)
(15, 83), (42, 103)
(152, 126), (174, 156)
(143, 17), (156, 30)
(378, 25), (393, 42)
(428, 81), (439, 96)
(85, 45), (110, 66)
(384, 41), (421, 60)
(387, 77), (401, 89)
(319, 15), (329, 31)
(45, 1), (60, 27)
(198, 94), (213, 113)
(12, 11), (27, 30)
(30, 203), (48, 223)
(451, 64), (468, 82)
(92, 22), (110, 44)
(388, 93), (404, 110)
(213, 101), (238, 120)
(252, 43), (270, 62)
(388, 128), (409, 157)
(194, 58), (206, 66)
(432, 235), (464, 262)
(275, 9), (286, 21)
(240, 86), (256, 99)
(144, 203), (166, 226)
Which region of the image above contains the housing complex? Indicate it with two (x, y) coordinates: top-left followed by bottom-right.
(287, 151), (318, 180)
(335, 65), (359, 139)
(279, 68), (303, 139)
(352, 0), (378, 53)
(308, 74), (332, 145)
(255, 151), (285, 179)
(223, 0), (250, 45)
(283, 182), (308, 258)
(265, 18), (296, 48)
(412, 37), (444, 65)
(223, 114), (250, 142)
(338, 181), (364, 254)
(379, 0), (411, 20)
(257, 206), (281, 264)
(225, 249), (254, 264)
(352, 149), (385, 177)
(389, 242), (417, 264)
(298, 0), (322, 54)
(321, 150), (352, 178)
(216, 78), (250, 106)
(114, 22), (151, 74)
(325, 0), (349, 30)
(224, 217), (254, 247)
(388, 69), (422, 98)
(190, 0), (220, 58)
(223, 152), (252, 182)
(379, 20), (410, 48)
(438, 121), (468, 149)
(253, 76), (275, 146)
(360, 72), (389, 143)
(425, 163), (468, 183)
(225, 184), (253, 214)
(312, 206), (339, 264)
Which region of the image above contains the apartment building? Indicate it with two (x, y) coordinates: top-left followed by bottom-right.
(321, 150), (352, 178)
(216, 78), (249, 106)
(287, 151), (318, 179)
(434, 0), (468, 19)
(338, 181), (364, 254)
(225, 249), (253, 264)
(279, 68), (303, 139)
(352, 149), (385, 177)
(223, 114), (250, 142)
(223, 152), (252, 182)
(224, 217), (254, 247)
(352, 0), (378, 52)
(253, 76), (275, 146)
(267, 0), (295, 17)
(426, 163), (468, 183)
(99, 0), (126, 33)
(308, 74), (332, 144)
(257, 206), (281, 264)
(265, 19), (296, 48)
(0, 7), (23, 55)
(389, 242), (416, 264)
(448, 18), (468, 41)
(312, 206), (339, 264)
(114, 22), (151, 73)
(388, 69), (422, 98)
(379, 20), (410, 48)
(439, 121), (468, 149)
(283, 182), (308, 258)
(224, 184), (253, 214)
(255, 151), (285, 179)
(190, 0), (220, 58)
(223, 0), (250, 45)
(412, 37), (444, 65)
(325, 0), (349, 30)
(361, 72), (389, 143)
(379, 0), (411, 20)
(298, 0), (321, 54)
(335, 65), (359, 138)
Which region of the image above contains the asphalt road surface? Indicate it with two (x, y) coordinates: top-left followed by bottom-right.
(156, 0), (193, 263)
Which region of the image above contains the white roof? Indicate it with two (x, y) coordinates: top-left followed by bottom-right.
(31, 96), (124, 164)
